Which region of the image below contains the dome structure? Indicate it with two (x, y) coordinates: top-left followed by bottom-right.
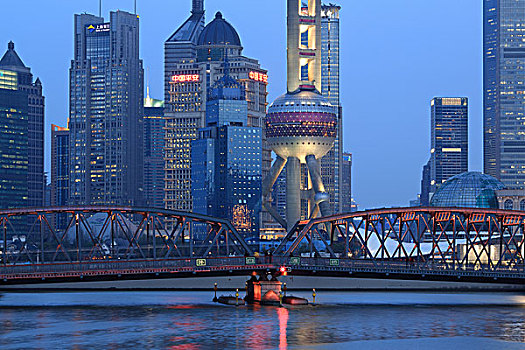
(265, 90), (337, 163)
(197, 12), (241, 46)
(430, 172), (505, 209)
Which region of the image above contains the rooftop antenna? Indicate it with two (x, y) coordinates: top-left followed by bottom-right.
(99, 0), (102, 17)
(134, 0), (137, 14)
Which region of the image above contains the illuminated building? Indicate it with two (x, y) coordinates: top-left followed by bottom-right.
(484, 0), (525, 188)
(0, 41), (45, 208)
(320, 3), (343, 214)
(0, 68), (28, 209)
(51, 124), (69, 228)
(262, 0), (338, 231)
(430, 98), (468, 193)
(191, 65), (262, 238)
(341, 152), (352, 213)
(164, 4), (269, 219)
(143, 91), (165, 209)
(69, 11), (144, 205)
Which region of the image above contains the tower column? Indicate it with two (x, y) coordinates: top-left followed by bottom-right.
(306, 155), (331, 217)
(286, 157), (301, 231)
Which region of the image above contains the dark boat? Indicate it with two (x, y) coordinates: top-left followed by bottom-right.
(217, 295), (245, 306)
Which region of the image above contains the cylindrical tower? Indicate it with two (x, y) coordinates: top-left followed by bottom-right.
(262, 0), (337, 231)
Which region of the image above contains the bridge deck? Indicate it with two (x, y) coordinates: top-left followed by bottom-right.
(1, 257), (523, 286)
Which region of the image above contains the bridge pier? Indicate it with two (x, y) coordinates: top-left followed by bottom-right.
(245, 275), (282, 305)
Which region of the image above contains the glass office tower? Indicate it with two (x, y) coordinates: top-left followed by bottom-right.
(69, 11), (144, 205)
(483, 0), (525, 188)
(430, 98), (468, 192)
(0, 71), (28, 209)
(191, 69), (262, 239)
(0, 42), (45, 208)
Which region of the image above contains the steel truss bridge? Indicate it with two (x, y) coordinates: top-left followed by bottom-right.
(0, 207), (523, 286)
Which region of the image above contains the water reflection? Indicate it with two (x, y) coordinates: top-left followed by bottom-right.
(278, 307), (289, 349)
(0, 292), (522, 349)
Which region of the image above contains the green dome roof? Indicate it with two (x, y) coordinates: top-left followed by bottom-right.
(430, 172), (505, 209)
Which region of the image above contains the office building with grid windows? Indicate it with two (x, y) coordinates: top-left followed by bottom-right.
(68, 11), (144, 206)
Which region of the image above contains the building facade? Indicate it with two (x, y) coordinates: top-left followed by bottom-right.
(143, 93), (165, 209)
(191, 70), (262, 238)
(0, 42), (45, 208)
(0, 70), (28, 209)
(341, 152), (352, 213)
(164, 7), (268, 218)
(320, 3), (343, 214)
(483, 0), (525, 188)
(51, 124), (69, 208)
(430, 97), (468, 193)
(69, 11), (144, 206)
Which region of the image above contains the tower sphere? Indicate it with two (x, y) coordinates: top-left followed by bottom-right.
(265, 90), (337, 163)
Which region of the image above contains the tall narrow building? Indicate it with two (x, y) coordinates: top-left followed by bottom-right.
(320, 3), (343, 214)
(0, 42), (45, 208)
(429, 97), (468, 194)
(143, 91), (165, 209)
(484, 0), (525, 188)
(164, 4), (268, 216)
(51, 124), (69, 228)
(69, 11), (144, 205)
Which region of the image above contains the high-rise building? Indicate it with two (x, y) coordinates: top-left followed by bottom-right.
(483, 0), (525, 188)
(262, 0), (338, 231)
(420, 160), (431, 206)
(51, 124), (69, 208)
(143, 91), (165, 209)
(341, 152), (352, 213)
(0, 41), (45, 208)
(0, 69), (28, 209)
(68, 11), (144, 205)
(191, 67), (262, 238)
(320, 3), (343, 214)
(164, 5), (269, 216)
(430, 98), (468, 192)
(51, 124), (69, 229)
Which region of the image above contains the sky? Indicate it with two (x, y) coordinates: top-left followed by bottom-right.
(0, 0), (483, 210)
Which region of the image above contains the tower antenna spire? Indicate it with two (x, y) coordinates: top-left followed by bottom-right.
(99, 0), (102, 17)
(134, 0), (137, 14)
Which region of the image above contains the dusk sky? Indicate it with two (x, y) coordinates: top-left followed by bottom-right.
(0, 0), (483, 210)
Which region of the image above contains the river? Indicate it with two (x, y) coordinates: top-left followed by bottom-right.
(0, 291), (523, 349)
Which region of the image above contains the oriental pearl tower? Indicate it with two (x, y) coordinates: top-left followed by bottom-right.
(262, 0), (337, 231)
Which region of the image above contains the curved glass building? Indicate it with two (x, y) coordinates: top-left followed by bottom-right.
(430, 172), (505, 209)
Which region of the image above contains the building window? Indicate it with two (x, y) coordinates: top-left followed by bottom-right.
(520, 200), (525, 211)
(504, 199), (514, 210)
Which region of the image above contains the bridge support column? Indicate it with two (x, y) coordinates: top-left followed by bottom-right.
(246, 277), (282, 305)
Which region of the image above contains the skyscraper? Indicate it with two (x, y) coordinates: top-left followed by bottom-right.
(341, 152), (352, 213)
(143, 91), (165, 209)
(164, 5), (268, 216)
(51, 124), (69, 228)
(484, 0), (525, 188)
(191, 67), (262, 238)
(0, 68), (28, 210)
(262, 0), (338, 231)
(69, 11), (144, 205)
(320, 3), (343, 214)
(430, 98), (468, 192)
(0, 42), (45, 208)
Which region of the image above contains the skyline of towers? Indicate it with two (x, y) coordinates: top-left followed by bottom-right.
(0, 41), (45, 209)
(191, 62), (262, 238)
(68, 11), (144, 206)
(163, 4), (269, 221)
(483, 0), (525, 189)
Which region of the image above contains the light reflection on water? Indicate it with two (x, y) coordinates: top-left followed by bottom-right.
(0, 291), (523, 349)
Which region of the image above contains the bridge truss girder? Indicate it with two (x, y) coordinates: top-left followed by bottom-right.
(274, 207), (525, 274)
(0, 207), (252, 265)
